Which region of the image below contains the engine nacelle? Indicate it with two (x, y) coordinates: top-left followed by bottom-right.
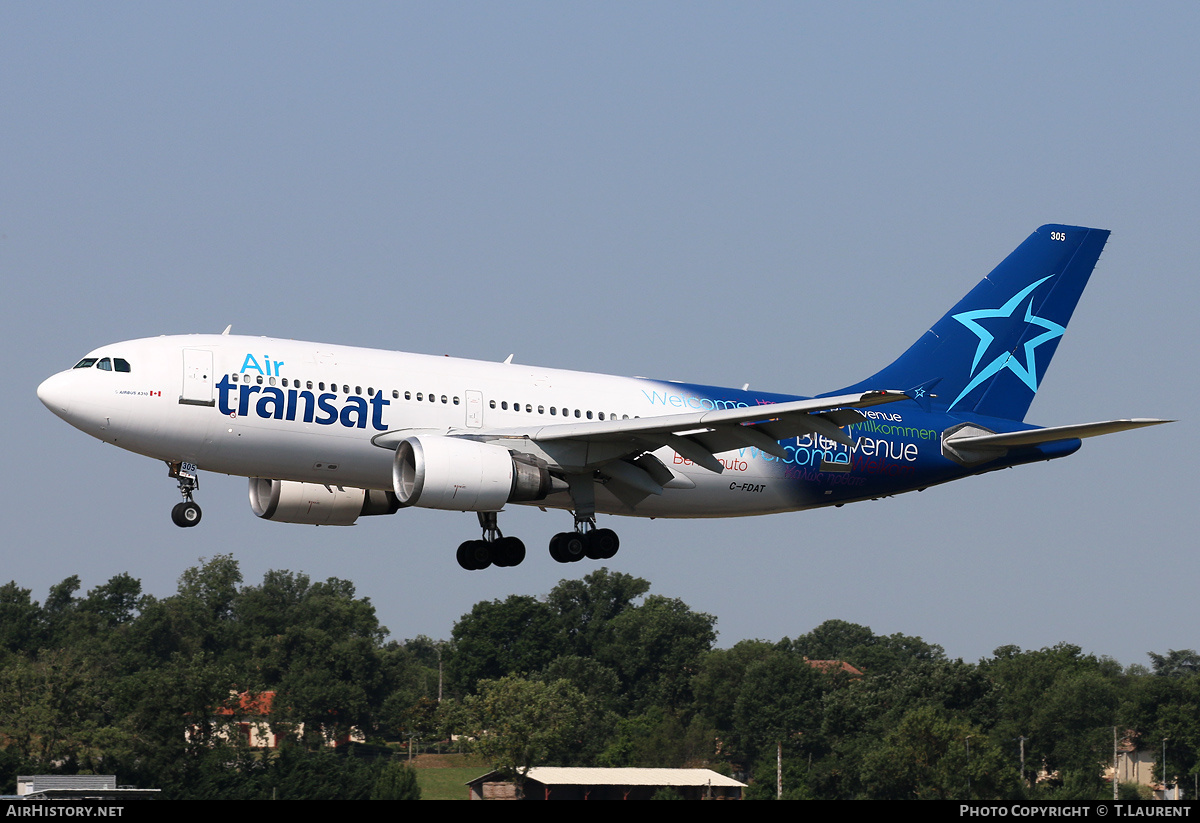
(392, 435), (553, 511)
(249, 478), (400, 526)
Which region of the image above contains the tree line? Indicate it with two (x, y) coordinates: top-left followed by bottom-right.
(1, 556), (1196, 799)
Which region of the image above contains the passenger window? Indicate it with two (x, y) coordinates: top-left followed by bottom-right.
(501, 401), (508, 410)
(598, 412), (605, 420)
(232, 373), (239, 383)
(417, 393), (424, 401)
(586, 410), (593, 419)
(441, 395), (447, 404)
(525, 404), (532, 413)
(550, 407), (557, 415)
(342, 384), (349, 394)
(453, 396), (460, 405)
(73, 358), (97, 369)
(97, 358), (112, 371)
(356, 386), (362, 395)
(405, 391), (411, 400)
(392, 390), (398, 399)
(574, 409), (581, 418)
(114, 358), (131, 373)
(308, 381), (314, 390)
(256, 375), (263, 385)
(489, 400), (496, 409)
(538, 405), (544, 414)
(269, 377), (276, 386)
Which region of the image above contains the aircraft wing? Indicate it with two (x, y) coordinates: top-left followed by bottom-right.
(521, 390), (907, 466)
(373, 390), (908, 501)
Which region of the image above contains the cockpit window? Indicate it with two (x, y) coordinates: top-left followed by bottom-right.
(73, 358), (98, 369)
(97, 357), (112, 371)
(113, 358), (131, 373)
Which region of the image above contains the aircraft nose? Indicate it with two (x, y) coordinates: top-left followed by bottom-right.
(37, 372), (73, 418)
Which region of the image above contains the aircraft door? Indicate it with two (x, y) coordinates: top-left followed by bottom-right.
(465, 390), (483, 428)
(180, 349), (215, 406)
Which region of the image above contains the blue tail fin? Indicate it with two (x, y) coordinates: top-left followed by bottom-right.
(828, 224), (1110, 421)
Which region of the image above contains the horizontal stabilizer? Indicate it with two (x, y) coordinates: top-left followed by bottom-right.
(942, 418), (1171, 466)
(946, 418), (1171, 449)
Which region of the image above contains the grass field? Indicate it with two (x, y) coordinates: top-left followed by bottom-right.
(410, 753), (490, 801)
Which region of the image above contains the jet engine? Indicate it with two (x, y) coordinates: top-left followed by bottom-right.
(249, 478), (401, 526)
(392, 435), (555, 511)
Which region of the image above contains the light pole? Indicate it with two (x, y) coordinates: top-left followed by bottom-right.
(966, 735), (973, 799)
(1163, 738), (1170, 801)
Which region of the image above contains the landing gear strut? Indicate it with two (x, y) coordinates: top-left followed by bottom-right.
(456, 511), (526, 570)
(167, 461), (202, 528)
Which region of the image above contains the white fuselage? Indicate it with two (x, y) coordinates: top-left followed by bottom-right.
(38, 334), (839, 519)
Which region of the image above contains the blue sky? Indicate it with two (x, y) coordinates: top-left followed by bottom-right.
(3, 3), (1195, 666)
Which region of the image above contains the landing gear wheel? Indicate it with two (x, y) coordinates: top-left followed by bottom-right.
(493, 536), (526, 568)
(171, 501), (202, 528)
(457, 540), (492, 571)
(586, 528), (619, 560)
(456, 541), (474, 570)
(549, 532), (587, 563)
(471, 541), (492, 570)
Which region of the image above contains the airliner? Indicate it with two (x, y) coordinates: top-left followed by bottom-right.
(37, 224), (1167, 570)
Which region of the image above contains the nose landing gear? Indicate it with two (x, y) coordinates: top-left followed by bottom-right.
(167, 461), (202, 528)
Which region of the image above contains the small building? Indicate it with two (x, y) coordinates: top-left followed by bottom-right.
(467, 767), (745, 800)
(16, 775), (159, 800)
(804, 658), (864, 677)
(187, 690), (364, 749)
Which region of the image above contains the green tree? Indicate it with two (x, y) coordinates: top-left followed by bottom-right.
(0, 582), (43, 654)
(600, 594), (716, 712)
(983, 644), (1121, 797)
(1149, 649), (1200, 678)
(781, 619), (944, 675)
(733, 652), (832, 764)
(372, 758), (422, 800)
(858, 705), (1018, 800)
(453, 675), (589, 784)
(546, 568), (650, 658)
(598, 707), (717, 768)
(448, 595), (562, 694)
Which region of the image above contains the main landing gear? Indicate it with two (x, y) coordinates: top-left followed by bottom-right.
(457, 511), (527, 570)
(548, 473), (618, 563)
(454, 475), (619, 571)
(167, 461), (202, 528)
(454, 515), (621, 570)
(548, 520), (619, 563)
